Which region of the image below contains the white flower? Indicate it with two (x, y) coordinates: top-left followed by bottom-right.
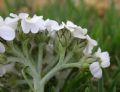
(45, 19), (64, 36)
(89, 62), (102, 78)
(89, 48), (110, 78)
(65, 21), (87, 39)
(95, 48), (110, 68)
(0, 16), (17, 41)
(83, 35), (97, 55)
(10, 13), (46, 34)
(21, 14), (46, 34)
(0, 26), (15, 41)
(0, 42), (5, 53)
(0, 63), (14, 77)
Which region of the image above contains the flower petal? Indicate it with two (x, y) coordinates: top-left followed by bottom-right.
(21, 15), (45, 33)
(71, 28), (87, 39)
(0, 16), (4, 26)
(83, 35), (97, 55)
(89, 62), (102, 79)
(45, 19), (56, 31)
(37, 18), (46, 31)
(95, 48), (110, 68)
(100, 52), (110, 68)
(0, 26), (15, 41)
(0, 16), (3, 22)
(31, 24), (39, 33)
(45, 19), (63, 32)
(83, 44), (92, 55)
(30, 15), (43, 23)
(86, 35), (97, 46)
(21, 20), (30, 34)
(0, 42), (5, 53)
(19, 13), (29, 19)
(65, 21), (87, 39)
(65, 21), (77, 31)
(95, 48), (101, 57)
(10, 13), (18, 18)
(5, 17), (18, 30)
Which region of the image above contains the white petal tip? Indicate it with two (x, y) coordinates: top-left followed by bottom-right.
(0, 26), (15, 41)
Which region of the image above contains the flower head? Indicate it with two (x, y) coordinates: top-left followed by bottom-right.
(0, 13), (110, 81)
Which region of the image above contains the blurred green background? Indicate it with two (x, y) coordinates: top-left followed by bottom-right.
(0, 0), (120, 92)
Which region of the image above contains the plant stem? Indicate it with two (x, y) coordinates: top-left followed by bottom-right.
(40, 64), (62, 86)
(40, 62), (82, 86)
(33, 77), (44, 92)
(37, 43), (44, 79)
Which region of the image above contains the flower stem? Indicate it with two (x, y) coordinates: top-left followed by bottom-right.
(40, 62), (82, 86)
(33, 77), (44, 92)
(37, 43), (44, 79)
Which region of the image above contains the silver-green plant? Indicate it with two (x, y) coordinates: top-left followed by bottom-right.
(0, 13), (110, 92)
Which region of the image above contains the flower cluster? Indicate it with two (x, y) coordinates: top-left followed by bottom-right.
(0, 13), (110, 79)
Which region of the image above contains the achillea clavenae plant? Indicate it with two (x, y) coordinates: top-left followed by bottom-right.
(0, 13), (110, 92)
